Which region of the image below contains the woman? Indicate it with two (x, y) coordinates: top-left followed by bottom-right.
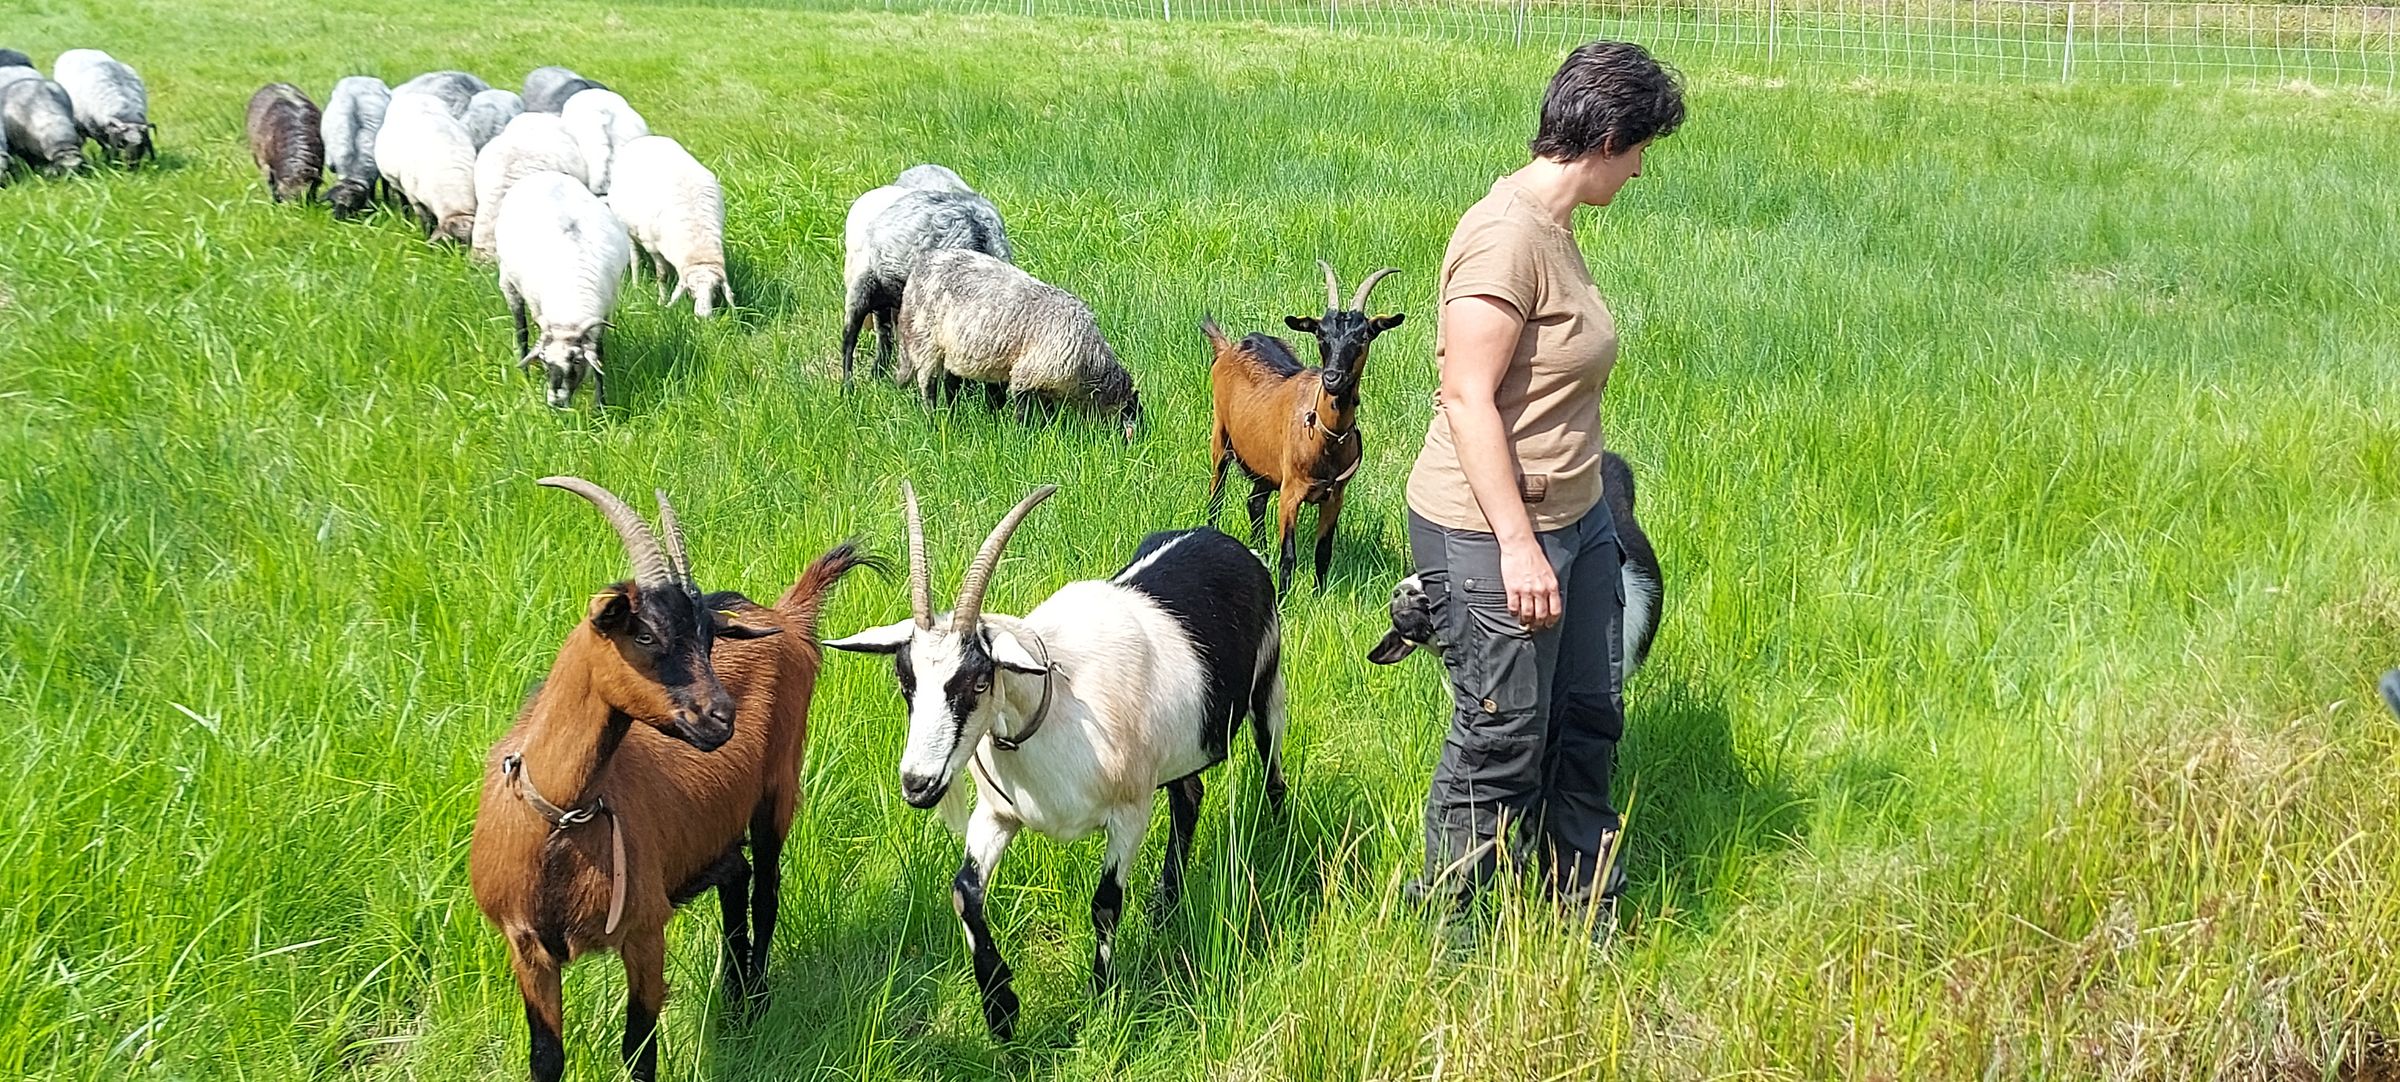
(1402, 41), (1684, 930)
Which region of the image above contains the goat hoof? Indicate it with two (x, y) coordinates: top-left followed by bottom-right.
(981, 987), (1020, 1040)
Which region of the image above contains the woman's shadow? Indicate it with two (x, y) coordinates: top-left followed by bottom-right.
(1617, 678), (1807, 932)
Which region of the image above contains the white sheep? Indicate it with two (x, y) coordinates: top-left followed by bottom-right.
(321, 76), (390, 220)
(51, 49), (152, 166)
(461, 88), (523, 150)
(900, 248), (1141, 439)
(375, 93), (478, 243)
(605, 135), (731, 318)
(559, 88), (647, 195)
(496, 170), (630, 409)
(470, 112), (587, 260)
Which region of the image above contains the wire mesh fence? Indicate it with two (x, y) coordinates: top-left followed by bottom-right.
(799, 0), (2400, 88)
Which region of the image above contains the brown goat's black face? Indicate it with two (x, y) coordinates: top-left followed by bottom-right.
(588, 584), (778, 751)
(1286, 310), (1406, 399)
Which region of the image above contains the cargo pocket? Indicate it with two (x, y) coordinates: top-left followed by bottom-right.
(1451, 579), (1540, 720)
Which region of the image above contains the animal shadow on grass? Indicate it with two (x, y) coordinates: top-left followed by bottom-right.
(1617, 679), (1808, 933)
(722, 248), (797, 329)
(599, 316), (708, 412)
(1206, 491), (1409, 605)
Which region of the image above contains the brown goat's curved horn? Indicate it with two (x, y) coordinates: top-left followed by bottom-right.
(1349, 267), (1401, 312)
(1317, 259), (1342, 311)
(952, 485), (1058, 632)
(654, 490), (693, 587)
(538, 476), (674, 589)
(903, 481), (933, 630)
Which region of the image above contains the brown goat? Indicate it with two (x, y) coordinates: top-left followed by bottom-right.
(244, 83), (322, 204)
(1205, 261), (1404, 592)
(468, 477), (873, 1082)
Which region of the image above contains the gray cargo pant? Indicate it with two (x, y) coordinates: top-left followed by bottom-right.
(1409, 506), (1628, 906)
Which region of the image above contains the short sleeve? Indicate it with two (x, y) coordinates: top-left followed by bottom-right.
(1440, 212), (1541, 318)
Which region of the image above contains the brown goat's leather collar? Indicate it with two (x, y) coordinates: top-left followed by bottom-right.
(502, 753), (628, 936)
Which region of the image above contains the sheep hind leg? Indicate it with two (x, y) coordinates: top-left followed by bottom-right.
(619, 928), (668, 1082)
(1093, 801), (1152, 993)
(838, 292), (870, 385)
(509, 938), (566, 1082)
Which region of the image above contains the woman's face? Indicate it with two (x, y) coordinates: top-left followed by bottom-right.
(1580, 139), (1653, 206)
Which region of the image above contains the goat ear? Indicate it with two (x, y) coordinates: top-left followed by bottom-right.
(1366, 628), (1418, 665)
(987, 629), (1048, 675)
(825, 619), (914, 655)
(1370, 313), (1406, 334)
(714, 611), (784, 640)
(591, 587), (638, 634)
(1284, 315), (1320, 333)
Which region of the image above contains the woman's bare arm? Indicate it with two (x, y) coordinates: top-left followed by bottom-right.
(1438, 294), (1560, 630)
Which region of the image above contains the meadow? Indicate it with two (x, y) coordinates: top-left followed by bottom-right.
(3, 0), (2400, 1078)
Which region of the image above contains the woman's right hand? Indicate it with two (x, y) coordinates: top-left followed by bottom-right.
(1500, 538), (1561, 631)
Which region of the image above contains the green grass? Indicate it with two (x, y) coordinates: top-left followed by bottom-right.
(4, 1), (2400, 1078)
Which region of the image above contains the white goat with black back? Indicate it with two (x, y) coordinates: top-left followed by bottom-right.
(496, 170), (630, 409)
(471, 112), (588, 260)
(828, 485), (1286, 1040)
(522, 67), (604, 114)
(899, 249), (1141, 439)
(392, 70), (488, 117)
(840, 164), (1010, 383)
(462, 88), (523, 150)
(1370, 451), (1664, 684)
(321, 76), (391, 219)
(2, 75), (85, 177)
(52, 49), (151, 166)
(376, 92), (478, 243)
(607, 135), (731, 317)
(560, 87), (647, 195)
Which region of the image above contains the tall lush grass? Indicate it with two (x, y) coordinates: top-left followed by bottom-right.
(2, 2), (2397, 1078)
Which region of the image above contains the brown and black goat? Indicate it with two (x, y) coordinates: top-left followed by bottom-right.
(1205, 260), (1404, 592)
(468, 477), (874, 1082)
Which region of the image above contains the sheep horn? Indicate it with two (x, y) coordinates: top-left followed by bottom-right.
(1349, 267), (1401, 312)
(1318, 259), (1342, 311)
(951, 485), (1058, 632)
(903, 481), (933, 630)
(654, 489), (694, 588)
(538, 476), (675, 590)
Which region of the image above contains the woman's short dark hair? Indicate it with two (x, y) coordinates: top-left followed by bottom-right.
(1530, 41), (1686, 161)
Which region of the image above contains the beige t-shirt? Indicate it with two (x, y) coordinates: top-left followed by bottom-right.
(1406, 176), (1618, 534)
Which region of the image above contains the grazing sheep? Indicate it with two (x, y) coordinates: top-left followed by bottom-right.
(471, 477), (872, 1082)
(0, 50), (31, 69)
(51, 49), (151, 167)
(840, 165), (1011, 383)
(2, 77), (85, 177)
(471, 112), (588, 260)
(321, 76), (390, 219)
(522, 66), (604, 114)
(606, 135), (731, 317)
(1370, 450), (1664, 683)
(900, 248), (1139, 439)
(392, 69), (487, 117)
(497, 171), (631, 409)
(559, 87), (647, 194)
(1203, 262), (1404, 592)
(462, 88), (522, 150)
(375, 93), (478, 242)
(245, 83), (324, 203)
(827, 485), (1286, 1040)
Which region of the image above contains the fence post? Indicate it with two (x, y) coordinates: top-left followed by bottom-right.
(1767, 0), (1780, 63)
(1163, 0), (1171, 18)
(1329, 0), (1338, 30)
(2061, 0), (2075, 81)
(1514, 0), (1526, 45)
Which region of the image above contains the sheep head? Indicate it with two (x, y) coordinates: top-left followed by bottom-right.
(1284, 261), (1404, 400)
(826, 483), (1057, 809)
(528, 323), (606, 409)
(539, 478), (781, 752)
(100, 118), (152, 166)
(326, 177), (373, 220)
(669, 264), (732, 319)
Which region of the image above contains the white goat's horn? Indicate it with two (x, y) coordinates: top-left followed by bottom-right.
(538, 476), (674, 589)
(903, 482), (933, 629)
(952, 485), (1058, 632)
(1349, 267), (1401, 312)
(1318, 259), (1342, 311)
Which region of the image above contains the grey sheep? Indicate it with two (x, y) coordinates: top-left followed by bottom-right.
(461, 88), (521, 150)
(841, 164), (1012, 384)
(521, 66), (604, 114)
(246, 83), (323, 203)
(321, 76), (390, 219)
(392, 70), (487, 117)
(900, 248), (1140, 439)
(3, 77), (86, 177)
(52, 49), (152, 167)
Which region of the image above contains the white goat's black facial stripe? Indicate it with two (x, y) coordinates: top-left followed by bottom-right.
(944, 636), (996, 728)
